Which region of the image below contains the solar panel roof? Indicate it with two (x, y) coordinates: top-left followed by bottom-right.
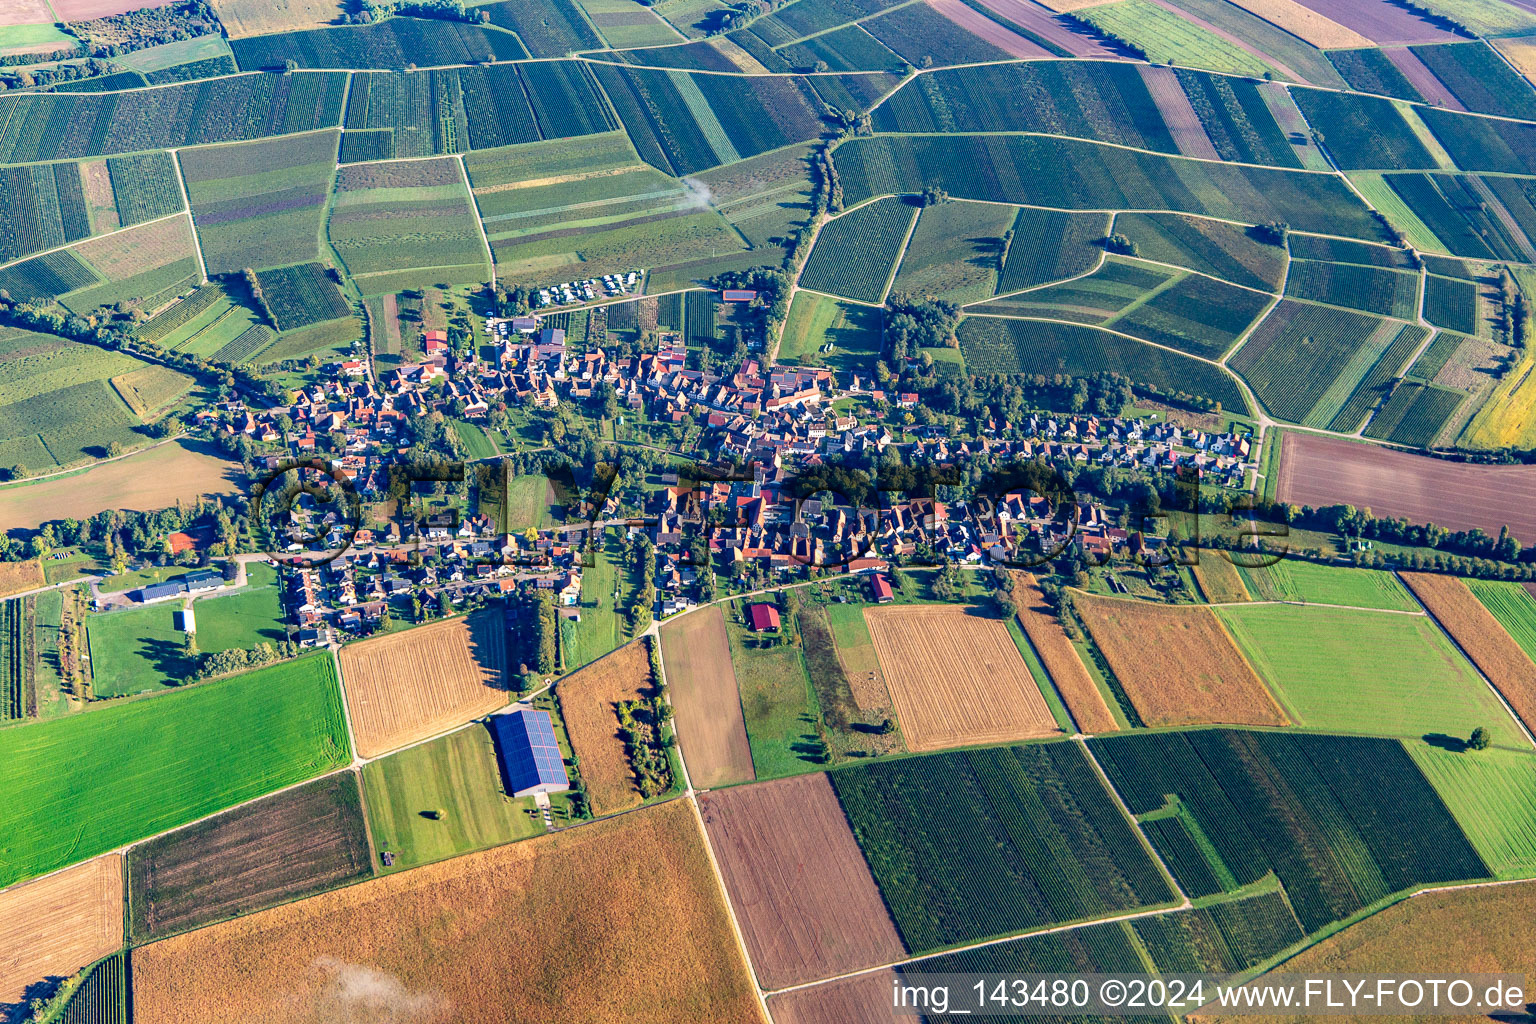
(491, 709), (569, 790)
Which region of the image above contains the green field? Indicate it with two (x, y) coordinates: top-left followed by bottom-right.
(329, 158), (489, 290)
(1216, 604), (1521, 747)
(1115, 212), (1286, 292)
(1079, 0), (1272, 77)
(723, 607), (820, 781)
(0, 653), (349, 887)
(180, 131), (338, 275)
(1408, 744), (1536, 880)
(891, 200), (1015, 304)
(778, 291), (883, 372)
(834, 135), (1384, 241)
(504, 473), (557, 531)
(1092, 729), (1488, 933)
(560, 531), (634, 670)
(191, 562), (288, 652)
(451, 418), (499, 460)
(799, 196), (916, 304)
(361, 723), (547, 872)
(0, 23), (76, 52)
(1466, 580), (1536, 662)
(86, 601), (194, 696)
(957, 316), (1249, 412)
(1234, 559), (1416, 611)
(0, 329), (156, 474)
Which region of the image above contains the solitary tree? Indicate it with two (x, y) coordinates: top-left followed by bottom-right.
(1468, 726), (1491, 751)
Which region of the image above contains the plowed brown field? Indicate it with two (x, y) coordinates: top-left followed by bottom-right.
(557, 640), (656, 814)
(699, 773), (904, 990)
(767, 970), (905, 1024)
(864, 604), (1059, 751)
(660, 606), (754, 789)
(132, 800), (764, 1024)
(1011, 573), (1119, 733)
(1401, 572), (1536, 736)
(338, 612), (508, 758)
(1076, 593), (1287, 728)
(0, 854), (123, 1006)
(1275, 433), (1536, 543)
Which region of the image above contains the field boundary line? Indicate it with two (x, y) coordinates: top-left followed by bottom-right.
(764, 894), (1191, 998)
(859, 129), (1349, 175)
(1076, 734), (1192, 904)
(170, 153), (208, 284)
(685, 792), (776, 1022)
(457, 153), (497, 285)
(878, 204), (922, 305)
(0, 210), (190, 275)
(1395, 572), (1536, 751)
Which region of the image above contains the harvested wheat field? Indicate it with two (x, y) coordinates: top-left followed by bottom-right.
(863, 604), (1059, 752)
(210, 0), (345, 36)
(1075, 593), (1287, 728)
(1203, 882), (1536, 1024)
(768, 970), (905, 1024)
(660, 606), (754, 789)
(1228, 0), (1371, 47)
(1011, 573), (1118, 733)
(557, 639), (657, 814)
(338, 612), (508, 758)
(0, 854), (123, 1006)
(699, 773), (904, 989)
(1402, 573), (1536, 736)
(132, 800), (764, 1024)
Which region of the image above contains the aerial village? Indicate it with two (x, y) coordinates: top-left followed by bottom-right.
(147, 290), (1260, 645)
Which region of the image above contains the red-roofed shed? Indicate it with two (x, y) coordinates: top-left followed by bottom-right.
(869, 574), (894, 603)
(748, 603), (781, 631)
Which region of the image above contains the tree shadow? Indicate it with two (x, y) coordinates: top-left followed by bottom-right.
(2, 977), (66, 1023)
(136, 636), (194, 686)
(1421, 732), (1469, 753)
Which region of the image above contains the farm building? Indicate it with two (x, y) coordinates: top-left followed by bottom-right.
(748, 604), (781, 631)
(722, 289), (757, 302)
(176, 608), (195, 633)
(489, 709), (570, 797)
(869, 575), (894, 603)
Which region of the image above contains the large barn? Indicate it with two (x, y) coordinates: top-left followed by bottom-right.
(490, 709), (570, 797)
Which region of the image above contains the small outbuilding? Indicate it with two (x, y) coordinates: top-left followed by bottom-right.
(490, 709), (570, 797)
(869, 574), (894, 603)
(747, 603), (781, 631)
(176, 607), (196, 633)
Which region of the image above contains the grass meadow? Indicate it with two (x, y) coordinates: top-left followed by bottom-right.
(1408, 744), (1536, 880)
(1217, 604), (1522, 746)
(361, 724), (547, 873)
(0, 653), (349, 888)
(723, 607), (821, 781)
(1235, 559), (1416, 610)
